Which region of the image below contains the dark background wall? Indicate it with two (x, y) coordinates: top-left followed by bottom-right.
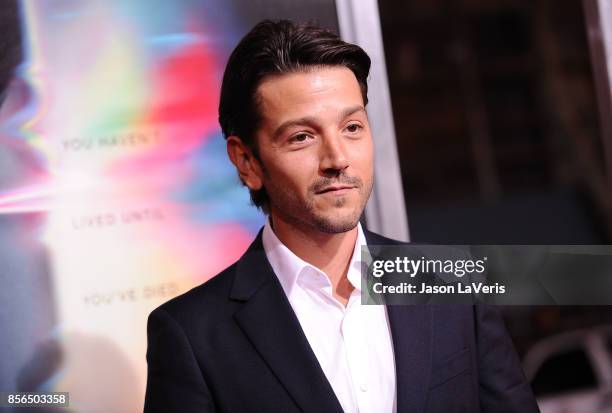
(0, 0), (21, 104)
(379, 0), (607, 245)
(378, 0), (612, 358)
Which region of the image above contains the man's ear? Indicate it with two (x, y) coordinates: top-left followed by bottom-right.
(226, 136), (264, 191)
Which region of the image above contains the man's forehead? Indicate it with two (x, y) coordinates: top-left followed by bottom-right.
(256, 67), (365, 124)
(258, 67), (360, 98)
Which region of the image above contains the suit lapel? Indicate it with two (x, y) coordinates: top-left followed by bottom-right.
(229, 228), (432, 413)
(365, 229), (432, 413)
(387, 305), (432, 413)
(230, 231), (344, 413)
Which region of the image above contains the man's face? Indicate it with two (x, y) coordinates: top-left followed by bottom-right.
(253, 66), (374, 234)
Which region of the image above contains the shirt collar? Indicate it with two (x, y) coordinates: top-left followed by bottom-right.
(262, 218), (368, 299)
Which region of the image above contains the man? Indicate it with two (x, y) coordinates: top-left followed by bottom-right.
(144, 20), (539, 412)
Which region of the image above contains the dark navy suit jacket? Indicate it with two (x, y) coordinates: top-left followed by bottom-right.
(144, 229), (539, 412)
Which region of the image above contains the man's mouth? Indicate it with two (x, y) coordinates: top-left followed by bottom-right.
(315, 185), (356, 194)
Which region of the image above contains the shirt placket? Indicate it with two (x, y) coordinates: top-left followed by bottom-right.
(342, 294), (371, 413)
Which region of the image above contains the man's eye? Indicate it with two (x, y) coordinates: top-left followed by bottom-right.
(290, 133), (311, 143)
(345, 123), (362, 133)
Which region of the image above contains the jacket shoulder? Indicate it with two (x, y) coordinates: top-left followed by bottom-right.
(363, 228), (407, 246)
(150, 262), (238, 324)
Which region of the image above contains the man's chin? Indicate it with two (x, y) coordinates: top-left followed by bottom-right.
(310, 213), (361, 234)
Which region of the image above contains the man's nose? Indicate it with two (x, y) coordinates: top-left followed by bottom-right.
(319, 132), (349, 174)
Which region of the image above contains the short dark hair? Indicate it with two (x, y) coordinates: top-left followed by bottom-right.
(218, 19), (371, 212)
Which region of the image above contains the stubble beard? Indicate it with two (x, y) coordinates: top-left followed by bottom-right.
(266, 172), (374, 235)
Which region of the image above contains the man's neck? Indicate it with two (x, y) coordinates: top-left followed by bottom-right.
(269, 213), (358, 305)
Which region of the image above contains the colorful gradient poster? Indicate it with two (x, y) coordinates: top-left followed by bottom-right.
(0, 1), (278, 411)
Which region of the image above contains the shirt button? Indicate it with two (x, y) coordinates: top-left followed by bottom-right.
(360, 383), (368, 392)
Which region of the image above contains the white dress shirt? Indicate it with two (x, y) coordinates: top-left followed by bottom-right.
(262, 220), (397, 413)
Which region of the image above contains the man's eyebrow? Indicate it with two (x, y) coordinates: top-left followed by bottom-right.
(272, 105), (366, 139)
(338, 105), (366, 121)
(273, 116), (318, 140)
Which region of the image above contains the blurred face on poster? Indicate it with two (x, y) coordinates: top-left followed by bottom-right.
(227, 66), (374, 235)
